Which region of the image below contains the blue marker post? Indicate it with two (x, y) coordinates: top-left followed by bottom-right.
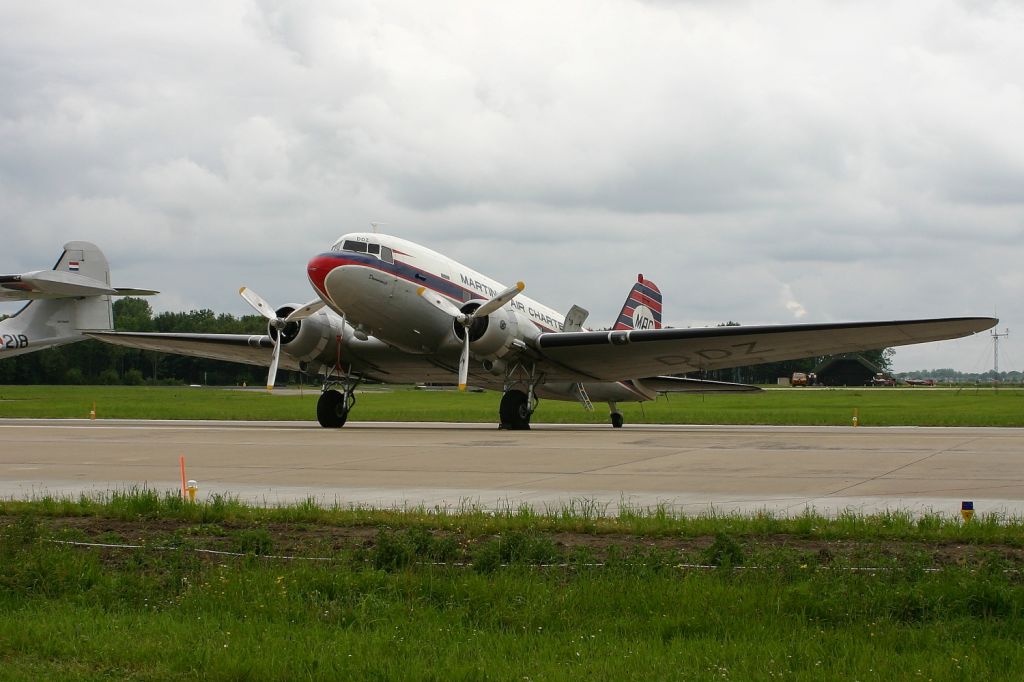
(961, 501), (975, 523)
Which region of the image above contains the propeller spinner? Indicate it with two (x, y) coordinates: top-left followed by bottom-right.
(239, 286), (326, 391)
(417, 281), (525, 390)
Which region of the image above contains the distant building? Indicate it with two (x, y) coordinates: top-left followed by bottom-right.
(812, 353), (887, 387)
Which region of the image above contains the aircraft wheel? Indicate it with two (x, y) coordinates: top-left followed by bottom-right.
(317, 389), (349, 428)
(499, 389), (531, 430)
(610, 412), (624, 428)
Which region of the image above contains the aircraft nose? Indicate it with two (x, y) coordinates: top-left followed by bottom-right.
(306, 254), (336, 301)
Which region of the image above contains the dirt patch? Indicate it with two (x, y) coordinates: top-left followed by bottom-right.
(5, 514), (1022, 568)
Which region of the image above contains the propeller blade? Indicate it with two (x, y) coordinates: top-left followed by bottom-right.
(285, 299), (326, 322)
(266, 336), (281, 391)
(239, 286), (277, 321)
(417, 286), (464, 319)
(474, 281), (525, 318)
(458, 333), (470, 391)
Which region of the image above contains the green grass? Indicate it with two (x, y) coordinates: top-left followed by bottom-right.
(2, 384), (1024, 426)
(3, 493), (1024, 680)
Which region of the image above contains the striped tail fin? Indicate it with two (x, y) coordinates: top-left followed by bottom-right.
(613, 274), (662, 331)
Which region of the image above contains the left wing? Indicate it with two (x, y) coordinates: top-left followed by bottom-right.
(533, 317), (996, 381)
(86, 331), (294, 369)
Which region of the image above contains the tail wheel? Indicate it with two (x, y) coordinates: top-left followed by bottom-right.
(317, 389), (349, 428)
(499, 389), (531, 430)
(610, 412), (624, 428)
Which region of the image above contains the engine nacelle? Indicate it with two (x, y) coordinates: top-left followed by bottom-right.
(457, 302), (524, 363)
(272, 304), (343, 364)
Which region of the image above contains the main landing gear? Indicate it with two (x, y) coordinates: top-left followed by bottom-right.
(498, 363), (542, 430)
(317, 363), (360, 428)
(609, 401), (624, 428)
(499, 389), (534, 430)
(317, 387), (355, 428)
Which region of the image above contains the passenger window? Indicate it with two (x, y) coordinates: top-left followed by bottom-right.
(380, 246), (394, 263)
(343, 240), (368, 253)
(368, 243), (381, 255)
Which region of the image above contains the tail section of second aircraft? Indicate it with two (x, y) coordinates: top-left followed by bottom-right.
(613, 275), (663, 331)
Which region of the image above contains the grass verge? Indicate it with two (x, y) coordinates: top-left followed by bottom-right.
(2, 384), (1024, 426)
(2, 490), (1024, 679)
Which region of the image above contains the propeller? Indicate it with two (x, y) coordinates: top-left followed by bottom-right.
(239, 286), (326, 391)
(417, 281), (524, 391)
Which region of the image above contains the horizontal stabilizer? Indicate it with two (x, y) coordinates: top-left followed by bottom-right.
(638, 376), (762, 393)
(563, 305), (589, 332)
(0, 270), (117, 301)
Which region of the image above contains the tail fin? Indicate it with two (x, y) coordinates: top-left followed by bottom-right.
(1, 242), (114, 358)
(613, 274), (662, 331)
(56, 241), (114, 331)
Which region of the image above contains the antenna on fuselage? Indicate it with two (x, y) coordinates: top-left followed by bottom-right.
(370, 222), (387, 234)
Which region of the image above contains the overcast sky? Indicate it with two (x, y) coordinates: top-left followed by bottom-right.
(2, 1), (1021, 372)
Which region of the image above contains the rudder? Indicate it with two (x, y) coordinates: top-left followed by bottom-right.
(59, 241), (114, 331)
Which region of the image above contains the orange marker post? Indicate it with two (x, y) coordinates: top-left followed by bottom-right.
(179, 455), (187, 499)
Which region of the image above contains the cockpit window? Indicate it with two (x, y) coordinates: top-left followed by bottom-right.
(333, 238), (393, 263)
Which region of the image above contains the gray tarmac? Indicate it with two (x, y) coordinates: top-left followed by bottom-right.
(1, 419), (1022, 517)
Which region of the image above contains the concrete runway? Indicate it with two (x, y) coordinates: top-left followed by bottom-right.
(2, 418), (1023, 517)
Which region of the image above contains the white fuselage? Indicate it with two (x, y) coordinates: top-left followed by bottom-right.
(307, 233), (568, 355)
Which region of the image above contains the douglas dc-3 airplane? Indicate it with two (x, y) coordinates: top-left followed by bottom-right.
(82, 232), (996, 430)
(1, 241), (156, 357)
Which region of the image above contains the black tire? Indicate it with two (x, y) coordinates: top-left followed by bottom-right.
(611, 412), (624, 428)
(499, 389), (531, 430)
(317, 389), (349, 428)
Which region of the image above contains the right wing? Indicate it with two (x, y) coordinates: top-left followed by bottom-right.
(533, 317), (996, 381)
(637, 376), (762, 393)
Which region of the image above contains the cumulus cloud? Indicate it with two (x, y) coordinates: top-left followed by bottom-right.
(1, 0), (1021, 370)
